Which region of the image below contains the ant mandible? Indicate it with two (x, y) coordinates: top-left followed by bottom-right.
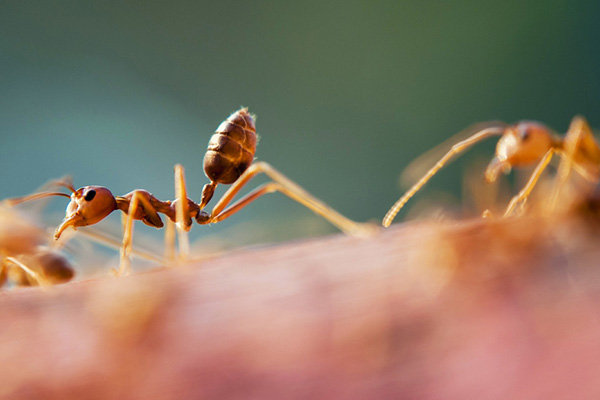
(15, 108), (375, 275)
(383, 116), (600, 227)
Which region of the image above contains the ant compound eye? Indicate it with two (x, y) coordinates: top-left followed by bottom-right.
(519, 128), (530, 142)
(84, 189), (96, 201)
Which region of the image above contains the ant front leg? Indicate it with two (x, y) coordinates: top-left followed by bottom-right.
(117, 191), (166, 276)
(204, 161), (377, 237)
(383, 127), (505, 227)
(503, 148), (556, 217)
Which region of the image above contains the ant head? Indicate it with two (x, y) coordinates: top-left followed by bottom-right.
(54, 186), (117, 239)
(485, 122), (557, 182)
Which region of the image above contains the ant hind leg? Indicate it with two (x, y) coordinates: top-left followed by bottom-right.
(207, 161), (377, 237)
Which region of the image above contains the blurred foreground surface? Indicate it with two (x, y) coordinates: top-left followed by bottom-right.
(1, 215), (600, 399)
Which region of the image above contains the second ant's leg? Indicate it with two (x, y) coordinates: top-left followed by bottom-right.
(503, 149), (555, 217)
(550, 116), (595, 210)
(174, 164), (191, 262)
(4, 257), (46, 287)
(208, 162), (377, 237)
(76, 228), (166, 265)
(382, 127), (505, 227)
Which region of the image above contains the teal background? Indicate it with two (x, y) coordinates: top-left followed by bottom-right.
(1, 1), (599, 246)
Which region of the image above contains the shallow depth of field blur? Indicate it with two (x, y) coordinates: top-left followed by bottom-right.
(1, 1), (599, 248)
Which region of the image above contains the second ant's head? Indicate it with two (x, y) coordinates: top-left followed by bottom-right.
(485, 122), (557, 182)
(54, 186), (117, 239)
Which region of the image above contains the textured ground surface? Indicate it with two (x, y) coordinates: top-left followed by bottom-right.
(1, 215), (600, 399)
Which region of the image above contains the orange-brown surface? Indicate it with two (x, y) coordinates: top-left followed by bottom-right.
(1, 216), (599, 399)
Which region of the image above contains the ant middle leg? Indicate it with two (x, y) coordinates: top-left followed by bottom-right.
(173, 164), (192, 262)
(205, 161), (377, 237)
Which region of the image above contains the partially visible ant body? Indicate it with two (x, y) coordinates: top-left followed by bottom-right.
(0, 202), (74, 287)
(383, 116), (600, 227)
(12, 108), (375, 275)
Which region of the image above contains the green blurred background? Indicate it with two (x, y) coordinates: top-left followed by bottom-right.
(1, 1), (599, 246)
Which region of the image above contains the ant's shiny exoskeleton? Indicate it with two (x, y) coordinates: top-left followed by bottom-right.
(12, 108), (375, 275)
(383, 116), (600, 226)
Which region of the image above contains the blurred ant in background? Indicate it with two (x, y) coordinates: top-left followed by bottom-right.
(1, 188), (74, 287)
(383, 116), (600, 226)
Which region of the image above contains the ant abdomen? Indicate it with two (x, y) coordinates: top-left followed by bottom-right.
(200, 108), (257, 208)
(204, 108), (257, 185)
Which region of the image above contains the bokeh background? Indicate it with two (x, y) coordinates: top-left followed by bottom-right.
(1, 1), (599, 248)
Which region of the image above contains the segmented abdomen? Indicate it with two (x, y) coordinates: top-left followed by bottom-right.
(203, 108), (257, 184)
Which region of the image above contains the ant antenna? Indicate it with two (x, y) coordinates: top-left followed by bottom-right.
(3, 191), (72, 207)
(3, 177), (76, 207)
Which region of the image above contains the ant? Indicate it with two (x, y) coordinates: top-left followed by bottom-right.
(13, 108), (375, 275)
(0, 201), (74, 287)
(383, 116), (600, 227)
(4, 178), (170, 283)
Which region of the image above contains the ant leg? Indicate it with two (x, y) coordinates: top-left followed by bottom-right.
(0, 260), (6, 287)
(75, 228), (166, 265)
(118, 193), (138, 276)
(551, 117), (599, 209)
(164, 219), (176, 265)
(209, 182), (285, 223)
(503, 149), (556, 217)
(174, 164), (191, 262)
(4, 257), (47, 286)
(383, 127), (505, 227)
(207, 161), (377, 237)
(117, 191), (163, 276)
(555, 117), (587, 200)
